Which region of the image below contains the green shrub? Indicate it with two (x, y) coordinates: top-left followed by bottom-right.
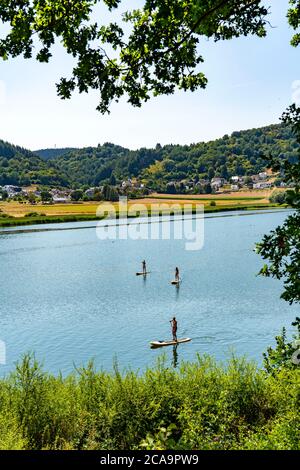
(0, 345), (298, 450)
(24, 212), (40, 217)
(263, 317), (300, 374)
(269, 190), (287, 204)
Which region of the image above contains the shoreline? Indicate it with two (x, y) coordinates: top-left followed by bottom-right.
(0, 205), (291, 234)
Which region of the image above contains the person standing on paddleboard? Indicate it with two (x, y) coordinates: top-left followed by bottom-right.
(175, 267), (179, 282)
(170, 317), (178, 342)
(142, 260), (147, 275)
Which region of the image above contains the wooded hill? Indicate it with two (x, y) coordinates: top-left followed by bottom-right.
(0, 140), (69, 187)
(0, 123), (298, 189)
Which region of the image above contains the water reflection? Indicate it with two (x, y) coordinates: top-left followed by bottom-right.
(172, 344), (178, 368)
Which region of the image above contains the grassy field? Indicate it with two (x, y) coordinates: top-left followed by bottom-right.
(148, 188), (274, 201)
(0, 190), (286, 228)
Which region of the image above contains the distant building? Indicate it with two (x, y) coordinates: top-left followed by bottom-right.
(52, 196), (70, 203)
(211, 177), (226, 191)
(253, 182), (272, 189)
(3, 185), (22, 198)
(258, 172), (268, 180)
(85, 188), (96, 199)
(121, 180), (133, 189)
(231, 184), (239, 191)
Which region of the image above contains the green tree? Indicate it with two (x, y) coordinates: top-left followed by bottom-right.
(71, 189), (83, 201)
(204, 182), (212, 194)
(0, 190), (8, 201)
(109, 173), (116, 186)
(27, 192), (37, 204)
(269, 189), (287, 205)
(40, 190), (53, 202)
(166, 182), (177, 194)
(0, 1), (268, 113)
(252, 2), (300, 307)
(256, 106), (300, 304)
(103, 184), (119, 201)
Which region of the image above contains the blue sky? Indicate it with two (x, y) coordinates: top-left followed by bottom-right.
(0, 0), (299, 150)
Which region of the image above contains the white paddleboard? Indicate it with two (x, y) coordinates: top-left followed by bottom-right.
(136, 272), (151, 276)
(150, 338), (191, 348)
(171, 279), (181, 285)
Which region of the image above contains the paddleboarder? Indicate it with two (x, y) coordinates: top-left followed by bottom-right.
(170, 317), (178, 342)
(175, 267), (179, 282)
(142, 260), (147, 275)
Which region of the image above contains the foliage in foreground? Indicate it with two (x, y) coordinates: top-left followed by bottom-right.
(0, 345), (299, 450)
(257, 105), (300, 305)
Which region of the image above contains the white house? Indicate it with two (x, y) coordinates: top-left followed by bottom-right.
(52, 196), (70, 203)
(231, 176), (239, 183)
(211, 177), (226, 191)
(121, 179), (133, 189)
(3, 185), (22, 198)
(253, 182), (272, 189)
(85, 187), (96, 198)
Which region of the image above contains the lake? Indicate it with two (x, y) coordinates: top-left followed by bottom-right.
(0, 209), (297, 376)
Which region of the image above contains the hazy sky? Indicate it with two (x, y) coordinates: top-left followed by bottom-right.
(0, 0), (299, 151)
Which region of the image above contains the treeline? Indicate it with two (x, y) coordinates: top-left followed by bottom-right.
(48, 124), (299, 190)
(40, 125), (298, 191)
(1, 123), (298, 188)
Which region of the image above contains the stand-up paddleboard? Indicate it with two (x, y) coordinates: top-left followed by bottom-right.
(171, 279), (181, 285)
(136, 272), (151, 276)
(150, 338), (191, 348)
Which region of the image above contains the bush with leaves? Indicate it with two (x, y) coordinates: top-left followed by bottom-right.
(0, 351), (298, 450)
(263, 318), (300, 374)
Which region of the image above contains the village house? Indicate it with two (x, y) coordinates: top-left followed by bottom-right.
(50, 189), (71, 203)
(211, 177), (226, 191)
(2, 185), (22, 198)
(52, 196), (70, 203)
(85, 187), (96, 199)
(121, 179), (133, 189)
(231, 176), (239, 183)
(253, 182), (272, 189)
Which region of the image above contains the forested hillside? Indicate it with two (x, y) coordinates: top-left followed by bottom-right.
(0, 124), (298, 188)
(0, 140), (69, 187)
(52, 143), (130, 186)
(49, 123), (298, 190)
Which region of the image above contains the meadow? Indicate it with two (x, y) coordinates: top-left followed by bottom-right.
(0, 190), (284, 227)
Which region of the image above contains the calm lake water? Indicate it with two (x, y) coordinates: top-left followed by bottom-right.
(0, 209), (298, 376)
